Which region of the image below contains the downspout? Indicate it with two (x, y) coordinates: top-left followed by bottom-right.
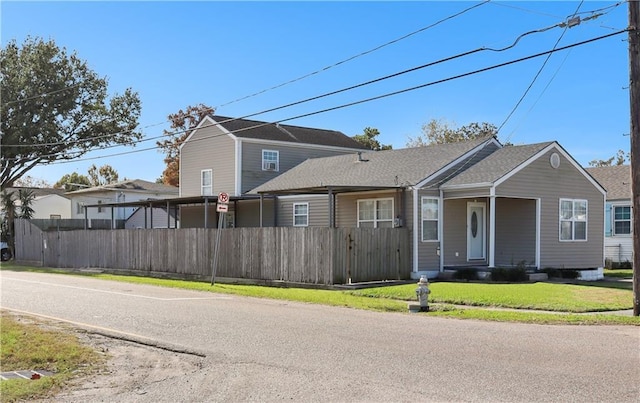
(167, 201), (171, 228)
(260, 194), (264, 227)
(328, 187), (334, 227)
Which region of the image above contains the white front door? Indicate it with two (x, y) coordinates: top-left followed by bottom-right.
(467, 202), (486, 260)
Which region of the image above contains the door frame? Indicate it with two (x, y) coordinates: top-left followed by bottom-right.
(467, 202), (486, 261)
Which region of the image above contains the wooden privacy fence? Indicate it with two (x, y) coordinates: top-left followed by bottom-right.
(14, 219), (411, 285)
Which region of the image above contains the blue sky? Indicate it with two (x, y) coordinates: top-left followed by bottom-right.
(1, 1), (631, 186)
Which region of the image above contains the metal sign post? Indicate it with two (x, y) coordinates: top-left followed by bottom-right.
(211, 192), (229, 286)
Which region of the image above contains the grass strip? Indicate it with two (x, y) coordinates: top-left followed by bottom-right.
(0, 311), (103, 402)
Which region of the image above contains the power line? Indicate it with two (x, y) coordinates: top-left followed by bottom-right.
(1, 1), (489, 126)
(2, 13), (586, 150)
(497, 1), (584, 136)
(212, 0), (491, 110)
(34, 29), (626, 166)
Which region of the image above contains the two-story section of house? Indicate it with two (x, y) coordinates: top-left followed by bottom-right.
(179, 115), (367, 227)
(586, 165), (633, 267)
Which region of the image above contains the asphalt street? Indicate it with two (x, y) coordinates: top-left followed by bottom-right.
(1, 270), (639, 402)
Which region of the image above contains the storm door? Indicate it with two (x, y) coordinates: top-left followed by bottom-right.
(467, 202), (486, 260)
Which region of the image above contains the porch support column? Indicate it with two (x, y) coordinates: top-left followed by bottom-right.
(413, 187), (419, 274)
(111, 207), (115, 229)
(204, 197), (209, 228)
(536, 198), (541, 269)
(144, 207), (148, 229)
(84, 206), (88, 230)
(328, 187), (334, 228)
(259, 194), (264, 227)
(489, 193), (496, 268)
(150, 203), (154, 229)
(439, 189), (444, 272)
(167, 201), (171, 228)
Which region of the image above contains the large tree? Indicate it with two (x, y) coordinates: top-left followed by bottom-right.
(157, 104), (215, 186)
(54, 164), (119, 190)
(588, 149), (630, 167)
(352, 127), (392, 151)
(0, 36), (142, 188)
(407, 118), (497, 147)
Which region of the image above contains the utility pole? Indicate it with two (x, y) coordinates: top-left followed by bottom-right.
(629, 0), (640, 316)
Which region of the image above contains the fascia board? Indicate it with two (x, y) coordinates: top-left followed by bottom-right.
(415, 138), (501, 189)
(237, 136), (365, 153)
(440, 182), (494, 190)
(179, 116), (238, 152)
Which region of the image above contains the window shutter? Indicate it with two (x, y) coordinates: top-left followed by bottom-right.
(604, 203), (612, 237)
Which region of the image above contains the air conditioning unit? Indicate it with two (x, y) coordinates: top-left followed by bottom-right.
(264, 162), (277, 171)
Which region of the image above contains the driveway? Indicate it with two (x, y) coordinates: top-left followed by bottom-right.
(1, 270), (638, 402)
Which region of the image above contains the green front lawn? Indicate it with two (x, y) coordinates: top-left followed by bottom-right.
(349, 281), (632, 312)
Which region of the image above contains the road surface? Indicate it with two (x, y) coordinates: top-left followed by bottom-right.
(1, 270), (638, 402)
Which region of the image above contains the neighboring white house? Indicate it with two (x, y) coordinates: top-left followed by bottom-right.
(66, 180), (179, 224)
(3, 187), (71, 219)
(586, 165), (633, 266)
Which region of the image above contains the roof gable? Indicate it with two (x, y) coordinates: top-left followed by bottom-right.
(585, 165), (631, 200)
(441, 142), (555, 188)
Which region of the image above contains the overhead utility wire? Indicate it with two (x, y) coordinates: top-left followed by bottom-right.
(2, 14), (576, 150)
(3, 1), (617, 150)
(36, 29), (626, 166)
(0, 0), (489, 123)
(211, 0), (491, 110)
(497, 0), (584, 137)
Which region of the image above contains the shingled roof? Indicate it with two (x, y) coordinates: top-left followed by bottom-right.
(441, 141), (555, 187)
(585, 165), (631, 200)
(251, 137), (497, 194)
(209, 115), (367, 149)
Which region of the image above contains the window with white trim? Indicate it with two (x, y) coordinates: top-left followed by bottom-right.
(358, 198), (393, 228)
(262, 150), (279, 171)
(201, 169), (213, 196)
(293, 203), (309, 227)
(559, 199), (587, 241)
(421, 197), (439, 241)
(613, 205), (632, 235)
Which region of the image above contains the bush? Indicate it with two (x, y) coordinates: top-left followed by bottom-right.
(453, 268), (479, 281)
(612, 260), (633, 270)
(540, 268), (580, 279)
(489, 267), (528, 282)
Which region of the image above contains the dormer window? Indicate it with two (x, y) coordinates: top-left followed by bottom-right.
(262, 150), (279, 171)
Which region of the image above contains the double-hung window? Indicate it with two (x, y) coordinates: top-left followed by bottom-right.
(559, 199), (587, 241)
(358, 198), (393, 228)
(201, 169), (213, 196)
(421, 197), (439, 241)
(293, 203), (309, 227)
(262, 150), (279, 171)
(613, 205), (632, 235)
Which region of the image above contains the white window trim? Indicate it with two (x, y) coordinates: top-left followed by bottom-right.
(559, 198), (588, 242)
(612, 204), (633, 236)
(293, 202), (309, 227)
(262, 149), (279, 171)
(357, 197), (394, 228)
(201, 169), (213, 196)
(421, 196), (439, 242)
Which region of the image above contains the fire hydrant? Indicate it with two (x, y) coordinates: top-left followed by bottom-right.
(415, 276), (431, 312)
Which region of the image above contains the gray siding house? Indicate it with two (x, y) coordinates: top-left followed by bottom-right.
(179, 115), (367, 227)
(586, 165), (633, 266)
(252, 137), (606, 280)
